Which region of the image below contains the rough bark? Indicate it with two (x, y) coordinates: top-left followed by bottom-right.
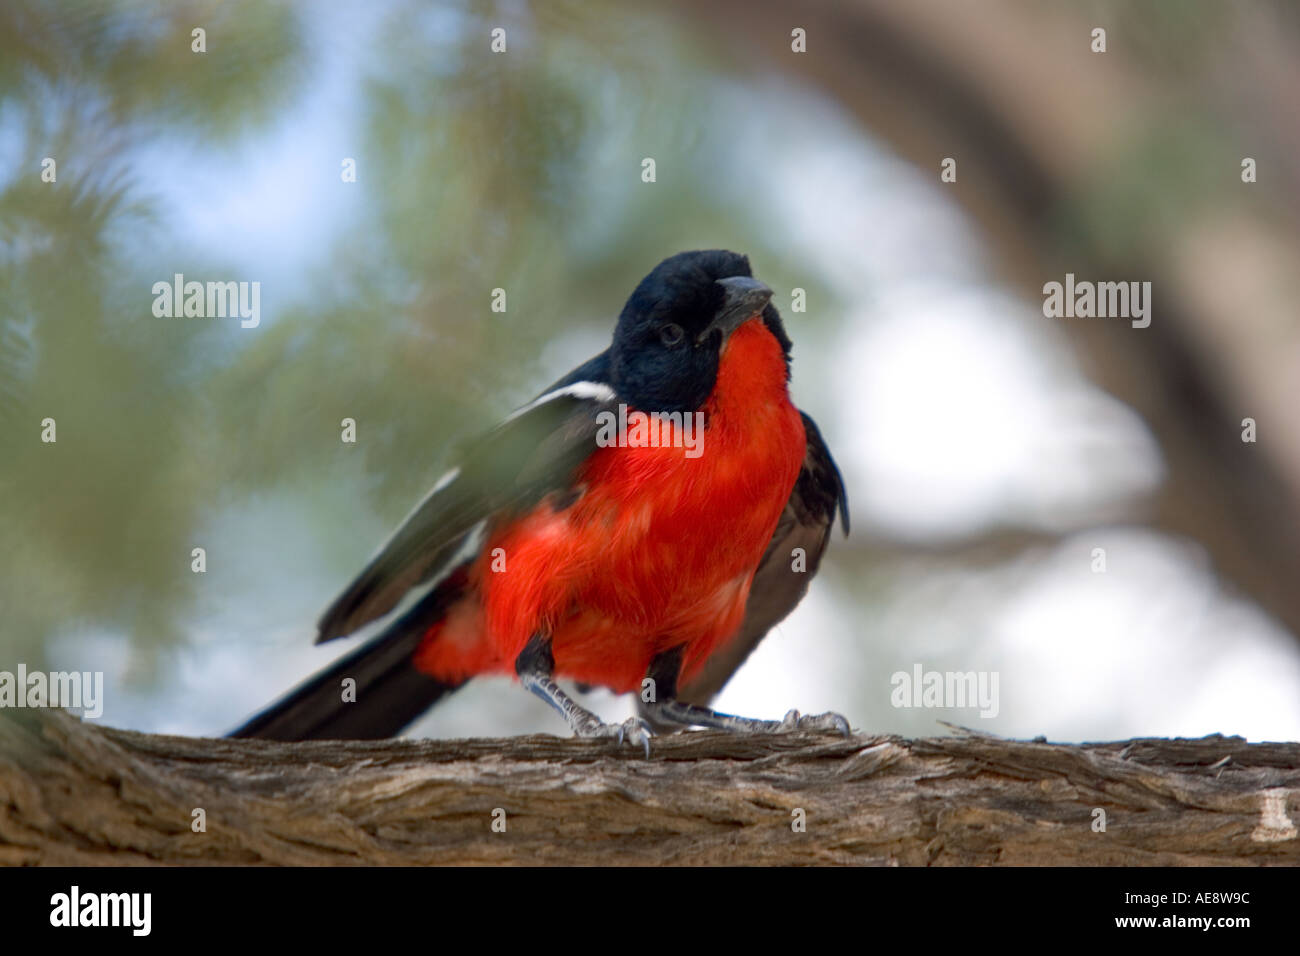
(1, 709), (1297, 865)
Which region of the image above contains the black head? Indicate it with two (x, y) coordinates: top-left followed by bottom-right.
(609, 250), (792, 413)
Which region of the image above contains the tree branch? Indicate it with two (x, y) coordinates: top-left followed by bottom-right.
(1, 709), (1297, 865)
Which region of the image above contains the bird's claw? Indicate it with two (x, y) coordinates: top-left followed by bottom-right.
(775, 709), (852, 737)
(575, 715), (655, 757)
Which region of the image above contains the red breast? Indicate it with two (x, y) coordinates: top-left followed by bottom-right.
(413, 316), (806, 691)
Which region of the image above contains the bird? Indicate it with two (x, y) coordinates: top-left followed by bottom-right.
(230, 250), (850, 752)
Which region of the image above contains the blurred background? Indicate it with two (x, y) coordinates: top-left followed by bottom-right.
(2, 0), (1298, 743)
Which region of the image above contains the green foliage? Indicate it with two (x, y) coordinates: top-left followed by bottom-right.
(0, 0), (837, 678)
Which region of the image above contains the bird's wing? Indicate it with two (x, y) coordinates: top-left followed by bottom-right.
(316, 377), (618, 643)
(674, 410), (849, 705)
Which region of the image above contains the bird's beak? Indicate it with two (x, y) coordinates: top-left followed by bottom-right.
(702, 276), (773, 344)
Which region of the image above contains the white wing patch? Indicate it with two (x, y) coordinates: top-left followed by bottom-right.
(362, 382), (612, 564)
(502, 380), (616, 425)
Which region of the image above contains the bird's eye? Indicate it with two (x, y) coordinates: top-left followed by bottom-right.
(659, 323), (685, 347)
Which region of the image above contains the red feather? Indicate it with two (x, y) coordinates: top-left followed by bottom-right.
(412, 317), (805, 693)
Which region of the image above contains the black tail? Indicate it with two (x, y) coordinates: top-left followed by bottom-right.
(229, 585), (464, 741)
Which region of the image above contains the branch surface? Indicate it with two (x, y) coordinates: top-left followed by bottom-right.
(1, 710), (1297, 865)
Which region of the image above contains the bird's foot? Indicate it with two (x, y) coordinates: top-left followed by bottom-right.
(773, 708), (852, 737)
(639, 699), (851, 737)
(573, 714), (655, 757)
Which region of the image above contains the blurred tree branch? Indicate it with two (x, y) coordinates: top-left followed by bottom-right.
(671, 0), (1300, 640)
(2, 709), (1297, 865)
